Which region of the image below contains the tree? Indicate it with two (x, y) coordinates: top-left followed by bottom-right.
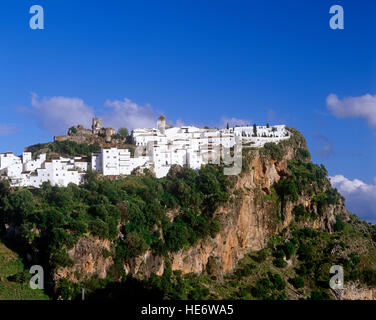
(266, 123), (270, 128)
(334, 215), (345, 232)
(282, 241), (295, 260)
(253, 123), (257, 137)
(226, 122), (229, 129)
(273, 258), (287, 268)
(269, 273), (286, 291)
(289, 276), (304, 289)
(118, 128), (129, 139)
(7, 189), (35, 225)
(124, 231), (149, 257)
(68, 126), (78, 135)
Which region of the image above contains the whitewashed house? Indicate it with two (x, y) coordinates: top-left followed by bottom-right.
(0, 116), (291, 187)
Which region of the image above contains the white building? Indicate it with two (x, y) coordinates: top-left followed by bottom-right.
(92, 148), (150, 176)
(132, 116), (290, 178)
(1, 151), (87, 188)
(0, 116), (291, 186)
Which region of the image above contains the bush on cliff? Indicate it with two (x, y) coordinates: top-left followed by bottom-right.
(0, 164), (233, 287)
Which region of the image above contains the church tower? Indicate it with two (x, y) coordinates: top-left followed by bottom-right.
(157, 115), (166, 134)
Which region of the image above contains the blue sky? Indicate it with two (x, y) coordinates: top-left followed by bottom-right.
(1, 1), (376, 221)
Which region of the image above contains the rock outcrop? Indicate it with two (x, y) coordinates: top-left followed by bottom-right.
(53, 118), (117, 145)
(55, 237), (113, 282)
(332, 282), (376, 300)
(55, 133), (348, 286)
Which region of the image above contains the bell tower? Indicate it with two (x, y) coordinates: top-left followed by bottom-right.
(157, 115), (166, 134)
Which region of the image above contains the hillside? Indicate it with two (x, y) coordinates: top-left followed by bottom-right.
(24, 121), (135, 159)
(1, 127), (376, 300)
(0, 241), (49, 300)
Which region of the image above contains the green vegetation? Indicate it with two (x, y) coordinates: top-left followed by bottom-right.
(289, 276), (304, 289)
(112, 128), (132, 144)
(1, 126), (375, 300)
(118, 128), (129, 139)
(274, 159), (342, 210)
(25, 140), (101, 158)
(68, 126), (77, 135)
(334, 215), (345, 232)
(136, 219), (375, 301)
(260, 142), (284, 161)
(293, 204), (312, 221)
(251, 273), (286, 300)
(0, 242), (49, 300)
(0, 164), (234, 298)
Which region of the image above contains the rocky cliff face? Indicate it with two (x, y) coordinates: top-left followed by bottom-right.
(55, 237), (113, 282)
(332, 282), (376, 300)
(55, 133), (348, 286)
(168, 144), (345, 276)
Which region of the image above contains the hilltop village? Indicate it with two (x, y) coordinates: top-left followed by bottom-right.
(0, 116), (290, 187)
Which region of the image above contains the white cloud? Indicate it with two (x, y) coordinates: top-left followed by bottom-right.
(24, 94), (158, 134)
(330, 175), (376, 223)
(102, 98), (156, 130)
(0, 124), (17, 135)
(30, 93), (95, 134)
(220, 116), (252, 128)
(326, 93), (376, 128)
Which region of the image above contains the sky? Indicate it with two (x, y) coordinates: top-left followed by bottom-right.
(1, 0), (376, 222)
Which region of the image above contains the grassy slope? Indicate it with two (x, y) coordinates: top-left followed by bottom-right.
(0, 242), (49, 300)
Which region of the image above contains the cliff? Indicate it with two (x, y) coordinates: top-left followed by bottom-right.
(2, 127), (375, 300)
(51, 128), (374, 301)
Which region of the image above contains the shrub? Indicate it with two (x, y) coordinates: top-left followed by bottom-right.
(297, 244), (312, 261)
(50, 249), (74, 268)
(89, 220), (109, 239)
(274, 248), (285, 259)
(251, 278), (272, 298)
(362, 270), (376, 286)
(293, 204), (310, 221)
(297, 148), (310, 160)
(275, 178), (298, 202)
(289, 276), (304, 289)
(68, 126), (77, 135)
(273, 258), (287, 268)
(282, 241), (295, 260)
(310, 290), (331, 300)
(235, 263), (255, 278)
(334, 215), (345, 232)
(118, 128), (129, 138)
(260, 142), (283, 161)
(268, 273), (286, 291)
(253, 249), (268, 263)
